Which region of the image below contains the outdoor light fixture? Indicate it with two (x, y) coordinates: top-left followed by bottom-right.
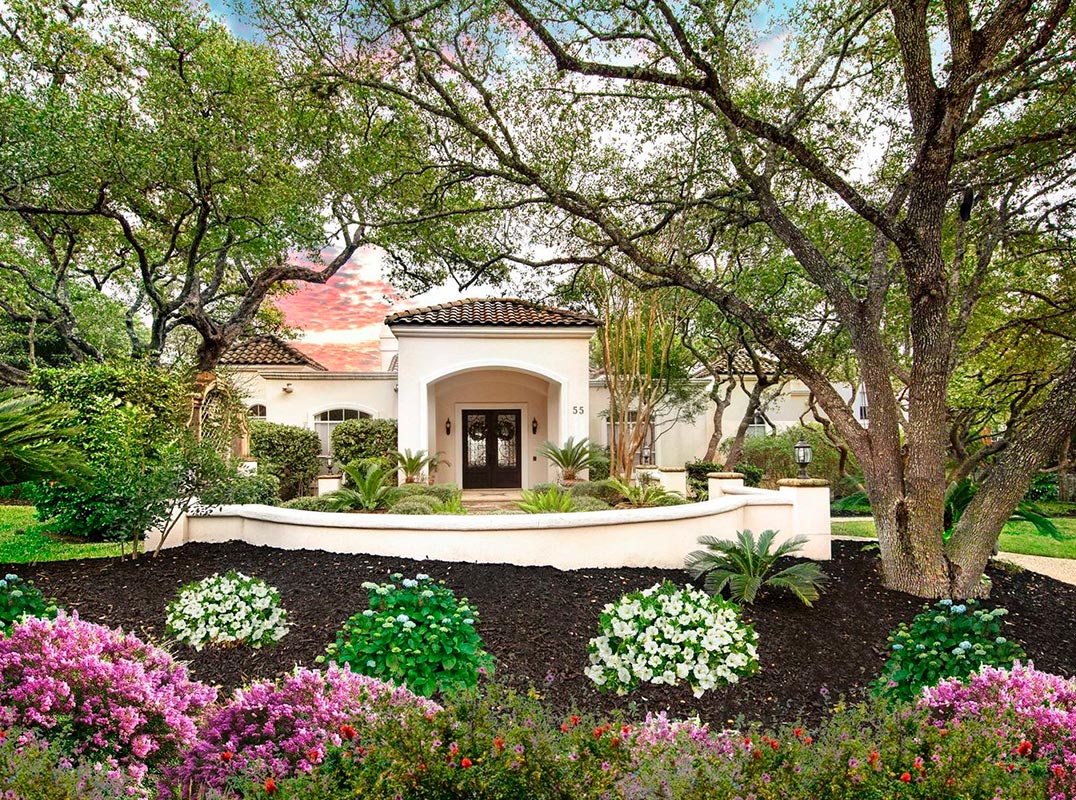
(445, 418), (452, 435)
(794, 438), (813, 478)
(282, 382), (293, 394)
(531, 417), (539, 435)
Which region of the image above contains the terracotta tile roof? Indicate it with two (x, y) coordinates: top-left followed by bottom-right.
(386, 298), (600, 327)
(220, 335), (327, 370)
(695, 350), (778, 377)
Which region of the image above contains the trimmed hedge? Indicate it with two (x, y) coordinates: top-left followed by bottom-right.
(331, 419), (397, 471)
(391, 483), (461, 503)
(570, 480), (623, 505)
(570, 496), (612, 512)
(281, 495), (336, 512)
(250, 421), (321, 500)
(389, 496), (440, 515)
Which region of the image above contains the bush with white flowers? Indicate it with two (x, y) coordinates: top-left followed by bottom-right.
(166, 571), (289, 650)
(585, 581), (759, 698)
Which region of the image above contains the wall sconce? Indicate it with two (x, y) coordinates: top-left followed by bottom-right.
(531, 417), (539, 435)
(794, 438), (814, 478)
(445, 418), (452, 435)
(282, 382), (294, 394)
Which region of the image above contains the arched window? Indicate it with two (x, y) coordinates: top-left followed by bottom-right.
(313, 408), (371, 463)
(747, 410), (768, 437)
(248, 403), (267, 420)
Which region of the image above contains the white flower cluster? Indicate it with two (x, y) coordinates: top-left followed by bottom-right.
(584, 581), (758, 698)
(165, 571), (289, 651)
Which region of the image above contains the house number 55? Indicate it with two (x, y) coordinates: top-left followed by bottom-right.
(572, 406), (585, 414)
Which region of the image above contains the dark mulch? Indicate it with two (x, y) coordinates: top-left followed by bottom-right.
(10, 540), (1076, 728)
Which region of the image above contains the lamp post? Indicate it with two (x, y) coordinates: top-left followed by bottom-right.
(794, 438), (813, 479)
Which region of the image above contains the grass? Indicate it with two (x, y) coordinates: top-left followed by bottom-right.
(0, 505), (122, 564)
(832, 516), (1076, 560)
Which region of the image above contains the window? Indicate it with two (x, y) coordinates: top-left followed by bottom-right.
(747, 410), (768, 437)
(248, 404), (267, 420)
(609, 410), (657, 466)
(313, 408), (371, 465)
(858, 388), (869, 421)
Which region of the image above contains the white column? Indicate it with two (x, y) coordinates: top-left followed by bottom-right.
(707, 471), (745, 497)
(658, 467), (687, 496)
(777, 478), (832, 560)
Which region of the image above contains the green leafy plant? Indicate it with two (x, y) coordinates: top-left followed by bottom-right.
(570, 496), (612, 512)
(323, 573), (493, 697)
(432, 491), (467, 515)
(389, 495), (439, 515)
(874, 599), (1025, 701)
(946, 478), (1060, 539)
(685, 529), (829, 606)
(537, 436), (595, 482)
(166, 570), (289, 651)
(585, 581), (758, 697)
(517, 485), (573, 513)
(281, 495), (336, 512)
(392, 483), (460, 503)
(198, 467), (281, 506)
(605, 476), (683, 508)
(0, 390), (85, 489)
(323, 463), (396, 512)
(569, 479), (623, 505)
(330, 418), (398, 470)
(249, 420), (322, 500)
(394, 448), (442, 484)
(0, 574), (58, 635)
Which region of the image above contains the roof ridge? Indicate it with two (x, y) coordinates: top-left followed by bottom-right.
(220, 334), (328, 370)
(386, 297), (599, 326)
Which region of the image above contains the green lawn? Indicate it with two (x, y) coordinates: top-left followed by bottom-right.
(0, 505), (122, 564)
(832, 516), (1076, 560)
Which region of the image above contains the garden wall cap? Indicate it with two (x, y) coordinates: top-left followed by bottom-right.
(658, 466), (686, 472)
(707, 472), (745, 479)
(777, 478), (830, 487)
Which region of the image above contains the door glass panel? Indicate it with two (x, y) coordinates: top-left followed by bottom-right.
(466, 413), (487, 468)
(496, 413), (517, 468)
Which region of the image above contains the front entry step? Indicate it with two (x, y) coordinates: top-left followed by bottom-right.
(460, 489), (523, 512)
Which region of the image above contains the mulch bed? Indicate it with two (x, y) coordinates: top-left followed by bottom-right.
(10, 540), (1076, 728)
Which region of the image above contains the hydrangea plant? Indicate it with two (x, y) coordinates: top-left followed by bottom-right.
(323, 573), (493, 697)
(0, 613), (216, 789)
(171, 665), (440, 796)
(585, 581), (759, 698)
(874, 599), (1025, 700)
(0, 573), (58, 635)
(166, 571), (289, 650)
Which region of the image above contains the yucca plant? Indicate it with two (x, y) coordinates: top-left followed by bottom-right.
(517, 485), (574, 513)
(0, 389), (86, 488)
(685, 529), (829, 607)
(537, 436), (594, 483)
(605, 476), (680, 508)
(324, 463), (396, 512)
(395, 449), (438, 484)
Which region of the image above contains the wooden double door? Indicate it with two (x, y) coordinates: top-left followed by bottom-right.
(461, 409), (522, 489)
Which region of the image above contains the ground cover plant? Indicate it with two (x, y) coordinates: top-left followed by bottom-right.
(166, 571), (289, 651)
(833, 517), (1076, 560)
(324, 573), (493, 697)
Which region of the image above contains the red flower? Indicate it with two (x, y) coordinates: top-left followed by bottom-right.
(621, 725), (631, 736)
(461, 757), (473, 768)
(560, 723), (570, 733)
(220, 751), (233, 762)
(264, 777), (278, 795)
(1053, 765), (1066, 778)
(752, 749), (762, 760)
(594, 727), (605, 739)
(769, 739), (779, 751)
(339, 724), (356, 741)
(793, 728), (803, 738)
(804, 736), (813, 746)
(307, 749), (321, 763)
(1016, 741), (1033, 757)
(493, 737), (505, 752)
(570, 715), (580, 726)
(868, 751), (880, 766)
(900, 772), (911, 783)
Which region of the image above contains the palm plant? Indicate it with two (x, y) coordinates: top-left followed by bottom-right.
(0, 389), (85, 488)
(605, 476), (680, 508)
(324, 463), (396, 512)
(945, 478), (1059, 539)
(537, 437), (594, 483)
(685, 529), (829, 607)
(395, 449), (438, 484)
(517, 485), (574, 513)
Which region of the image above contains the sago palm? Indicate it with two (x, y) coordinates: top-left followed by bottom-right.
(685, 529), (828, 607)
(395, 448), (436, 484)
(324, 463), (396, 511)
(537, 437), (594, 482)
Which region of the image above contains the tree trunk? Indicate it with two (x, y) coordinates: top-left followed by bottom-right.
(723, 380), (767, 469)
(703, 377), (735, 462)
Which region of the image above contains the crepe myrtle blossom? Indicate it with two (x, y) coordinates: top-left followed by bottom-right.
(585, 581), (758, 698)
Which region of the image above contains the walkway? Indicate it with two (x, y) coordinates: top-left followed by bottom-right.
(461, 489), (523, 513)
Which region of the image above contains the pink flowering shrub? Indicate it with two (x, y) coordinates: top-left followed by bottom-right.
(172, 665), (441, 796)
(920, 663), (1076, 800)
(0, 613), (217, 791)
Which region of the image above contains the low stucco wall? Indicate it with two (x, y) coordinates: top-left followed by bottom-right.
(149, 487), (830, 569)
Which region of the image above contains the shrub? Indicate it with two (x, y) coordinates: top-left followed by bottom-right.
(570, 496), (612, 512)
(536, 436), (595, 482)
(685, 459), (721, 499)
(324, 573), (493, 697)
(432, 491), (467, 515)
(389, 495), (440, 515)
(0, 573), (58, 635)
(875, 600), (1025, 701)
(281, 495), (336, 512)
(199, 468), (281, 506)
(732, 424), (856, 491)
(920, 664), (1076, 800)
(166, 571), (289, 651)
(323, 462), (396, 511)
(685, 529), (829, 607)
(391, 483), (460, 503)
(605, 476), (683, 507)
(0, 613), (216, 785)
(171, 666), (440, 796)
(518, 485), (573, 513)
(569, 479), (622, 505)
(331, 418), (397, 470)
(585, 581), (758, 698)
(1025, 472), (1059, 502)
(588, 445), (611, 481)
(249, 421), (321, 500)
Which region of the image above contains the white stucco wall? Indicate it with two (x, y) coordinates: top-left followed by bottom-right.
(232, 368), (398, 429)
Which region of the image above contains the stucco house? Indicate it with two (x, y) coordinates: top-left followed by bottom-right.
(223, 297), (853, 488)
